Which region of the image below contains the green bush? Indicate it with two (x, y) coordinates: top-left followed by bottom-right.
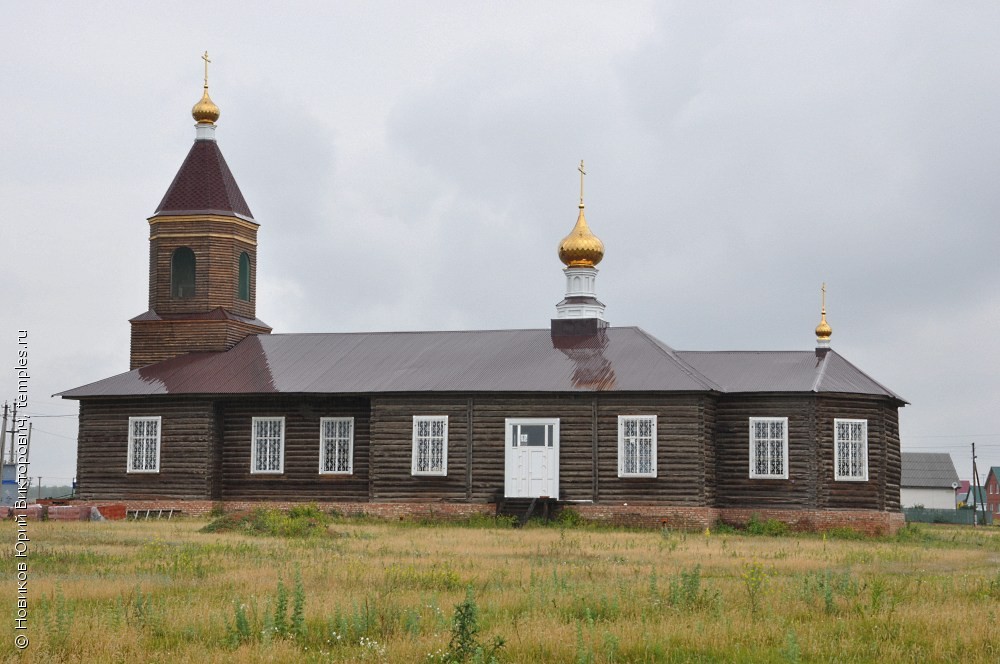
(200, 505), (333, 537)
(745, 514), (791, 536)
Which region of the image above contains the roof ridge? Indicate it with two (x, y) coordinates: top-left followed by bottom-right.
(265, 326), (644, 337)
(811, 350), (829, 393)
(677, 349), (815, 354)
(633, 328), (721, 391)
(823, 350), (907, 403)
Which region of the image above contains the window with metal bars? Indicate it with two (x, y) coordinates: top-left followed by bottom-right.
(411, 416), (447, 476)
(749, 417), (788, 479)
(618, 415), (657, 477)
(320, 417), (354, 474)
(251, 417), (284, 474)
(834, 419), (868, 481)
(127, 416), (161, 473)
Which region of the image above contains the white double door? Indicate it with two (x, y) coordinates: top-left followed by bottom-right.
(504, 418), (559, 499)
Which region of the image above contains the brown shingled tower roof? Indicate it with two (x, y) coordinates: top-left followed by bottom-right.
(154, 139), (253, 219)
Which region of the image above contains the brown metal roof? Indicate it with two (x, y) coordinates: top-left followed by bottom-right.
(129, 307), (270, 328)
(676, 350), (906, 401)
(153, 139), (253, 220)
(60, 327), (903, 400)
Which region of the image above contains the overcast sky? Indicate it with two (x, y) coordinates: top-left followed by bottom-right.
(2, 2), (998, 488)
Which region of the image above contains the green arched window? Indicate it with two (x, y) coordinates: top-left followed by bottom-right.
(238, 252), (251, 301)
(171, 247), (196, 298)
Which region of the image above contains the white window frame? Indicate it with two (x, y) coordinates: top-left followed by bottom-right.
(834, 418), (868, 481)
(749, 417), (789, 479)
(618, 415), (657, 478)
(411, 415), (448, 476)
(251, 416), (285, 474)
(319, 417), (354, 475)
(127, 416), (161, 473)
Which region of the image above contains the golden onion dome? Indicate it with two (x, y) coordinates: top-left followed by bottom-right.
(815, 311), (832, 341)
(815, 283), (832, 341)
(558, 205), (605, 268)
(192, 87), (220, 124)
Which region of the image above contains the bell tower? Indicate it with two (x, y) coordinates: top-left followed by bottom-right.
(129, 53), (271, 369)
(554, 161), (607, 323)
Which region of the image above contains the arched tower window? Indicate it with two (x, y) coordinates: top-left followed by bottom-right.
(238, 252), (251, 301)
(171, 247), (196, 298)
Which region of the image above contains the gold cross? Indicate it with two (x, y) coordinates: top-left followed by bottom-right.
(578, 160), (586, 205)
(821, 282), (827, 311)
(202, 51), (211, 88)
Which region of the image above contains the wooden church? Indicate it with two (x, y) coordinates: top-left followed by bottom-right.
(61, 69), (906, 533)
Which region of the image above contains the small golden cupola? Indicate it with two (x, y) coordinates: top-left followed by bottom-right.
(191, 51), (221, 127)
(555, 161), (607, 321)
(558, 161), (605, 268)
(816, 283), (832, 348)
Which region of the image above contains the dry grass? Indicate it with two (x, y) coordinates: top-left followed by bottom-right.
(4, 514), (1000, 663)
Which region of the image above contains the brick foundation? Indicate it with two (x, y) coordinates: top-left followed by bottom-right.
(572, 504), (721, 530)
(716, 507), (906, 536)
(83, 499), (497, 521)
(15, 499), (905, 535)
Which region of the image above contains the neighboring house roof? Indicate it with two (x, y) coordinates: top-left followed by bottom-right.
(60, 327), (906, 400)
(901, 453), (960, 489)
(962, 486), (988, 505)
(987, 467), (1000, 487)
(154, 139), (254, 220)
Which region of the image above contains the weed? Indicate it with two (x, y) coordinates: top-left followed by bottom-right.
(435, 586), (505, 663)
(602, 631), (620, 662)
(386, 562), (463, 591)
(463, 513), (517, 529)
(557, 508), (586, 528)
(292, 567), (306, 640)
(823, 572), (836, 614)
(201, 505), (333, 537)
(746, 514), (791, 536)
(575, 622), (595, 664)
(869, 575), (888, 614)
(226, 600), (254, 648)
(741, 562), (768, 616)
(274, 577), (289, 637)
(712, 520), (740, 535)
(118, 585), (159, 630)
(783, 630), (801, 663)
(46, 585), (73, 652)
(825, 526), (866, 540)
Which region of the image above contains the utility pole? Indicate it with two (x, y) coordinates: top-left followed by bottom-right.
(971, 442), (987, 526)
(7, 401), (16, 466)
(1, 402), (8, 464)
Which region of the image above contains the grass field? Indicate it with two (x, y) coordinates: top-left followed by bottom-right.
(5, 510), (1000, 663)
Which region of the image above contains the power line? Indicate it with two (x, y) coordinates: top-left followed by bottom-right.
(26, 427), (76, 440)
(904, 433), (1000, 439)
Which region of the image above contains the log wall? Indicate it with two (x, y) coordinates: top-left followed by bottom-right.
(714, 394), (901, 511)
(218, 396), (371, 501)
(715, 395), (818, 509)
(594, 394), (711, 505)
(370, 396), (470, 501)
(372, 393), (712, 505)
(76, 397), (216, 500)
(463, 394), (597, 503)
(74, 391), (901, 513)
